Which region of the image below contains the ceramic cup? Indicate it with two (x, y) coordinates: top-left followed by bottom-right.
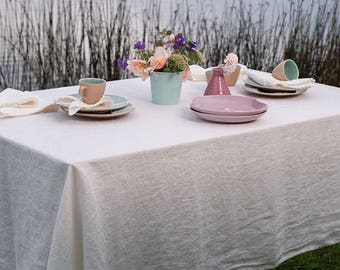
(79, 78), (106, 104)
(272, 59), (299, 81)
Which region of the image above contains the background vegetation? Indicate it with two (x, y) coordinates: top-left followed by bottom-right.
(0, 0), (339, 91)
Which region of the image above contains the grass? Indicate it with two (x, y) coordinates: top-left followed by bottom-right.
(271, 243), (340, 270)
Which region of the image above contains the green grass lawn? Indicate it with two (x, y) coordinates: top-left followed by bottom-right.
(271, 243), (340, 270)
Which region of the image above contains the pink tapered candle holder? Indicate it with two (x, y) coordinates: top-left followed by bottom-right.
(204, 67), (231, 96)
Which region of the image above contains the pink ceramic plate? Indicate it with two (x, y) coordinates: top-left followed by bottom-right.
(191, 95), (267, 116)
(191, 108), (266, 123)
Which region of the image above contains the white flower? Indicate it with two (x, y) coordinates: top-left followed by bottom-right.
(223, 53), (238, 73)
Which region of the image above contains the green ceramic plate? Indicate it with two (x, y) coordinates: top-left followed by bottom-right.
(59, 94), (129, 113)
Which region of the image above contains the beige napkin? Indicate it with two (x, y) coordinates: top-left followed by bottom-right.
(0, 88), (58, 118)
(55, 95), (115, 116)
(247, 69), (315, 89)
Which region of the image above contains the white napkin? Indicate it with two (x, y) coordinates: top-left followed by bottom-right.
(188, 65), (209, 81)
(247, 69), (315, 89)
(189, 64), (247, 82)
(55, 95), (115, 116)
(0, 88), (59, 118)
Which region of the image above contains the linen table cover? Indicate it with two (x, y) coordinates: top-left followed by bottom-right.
(1, 79), (340, 270)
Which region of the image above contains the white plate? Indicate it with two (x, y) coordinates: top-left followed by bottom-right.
(191, 95), (267, 116)
(244, 77), (308, 92)
(62, 103), (135, 119)
(242, 83), (308, 97)
(191, 108), (266, 123)
(59, 94), (129, 113)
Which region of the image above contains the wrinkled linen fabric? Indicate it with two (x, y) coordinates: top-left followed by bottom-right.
(0, 88), (58, 118)
(55, 95), (115, 116)
(1, 80), (340, 270)
(247, 69), (315, 89)
(0, 138), (69, 270)
(46, 117), (340, 270)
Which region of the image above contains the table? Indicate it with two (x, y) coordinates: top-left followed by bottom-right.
(1, 79), (340, 270)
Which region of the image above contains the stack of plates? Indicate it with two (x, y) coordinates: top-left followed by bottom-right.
(243, 77), (310, 97)
(190, 95), (267, 123)
(60, 94), (134, 119)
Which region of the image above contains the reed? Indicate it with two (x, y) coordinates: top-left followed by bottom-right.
(0, 0), (339, 91)
(283, 0), (340, 86)
(0, 0), (132, 90)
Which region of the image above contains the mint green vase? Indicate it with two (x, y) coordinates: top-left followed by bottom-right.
(150, 71), (184, 105)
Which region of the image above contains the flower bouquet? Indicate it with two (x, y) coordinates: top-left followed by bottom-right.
(120, 29), (203, 105)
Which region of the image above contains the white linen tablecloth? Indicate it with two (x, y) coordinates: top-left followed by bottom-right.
(1, 79), (340, 270)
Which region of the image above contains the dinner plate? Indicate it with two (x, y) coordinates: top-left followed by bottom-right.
(244, 77), (308, 92)
(191, 108), (266, 123)
(59, 94), (129, 113)
(242, 83), (308, 97)
(191, 95), (267, 116)
(62, 103), (135, 119)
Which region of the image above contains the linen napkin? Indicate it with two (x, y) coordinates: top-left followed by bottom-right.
(55, 95), (115, 116)
(0, 88), (58, 118)
(188, 65), (209, 81)
(189, 64), (248, 81)
(247, 69), (315, 89)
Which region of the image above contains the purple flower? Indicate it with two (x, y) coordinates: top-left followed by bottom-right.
(186, 41), (197, 53)
(133, 41), (145, 50)
(174, 35), (185, 49)
(117, 58), (128, 70)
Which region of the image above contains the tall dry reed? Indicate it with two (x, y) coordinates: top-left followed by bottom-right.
(283, 0), (340, 86)
(0, 0), (339, 91)
(0, 0), (131, 90)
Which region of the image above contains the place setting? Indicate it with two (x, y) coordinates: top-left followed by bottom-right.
(55, 78), (135, 119)
(242, 59), (315, 97)
(190, 66), (268, 124)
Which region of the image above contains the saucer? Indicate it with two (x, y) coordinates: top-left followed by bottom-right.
(191, 95), (267, 116)
(244, 78), (308, 92)
(62, 103), (135, 119)
(59, 94), (129, 113)
(191, 108), (266, 123)
(242, 83), (308, 97)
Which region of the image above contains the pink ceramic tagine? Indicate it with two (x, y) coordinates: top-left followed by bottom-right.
(204, 67), (231, 96)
